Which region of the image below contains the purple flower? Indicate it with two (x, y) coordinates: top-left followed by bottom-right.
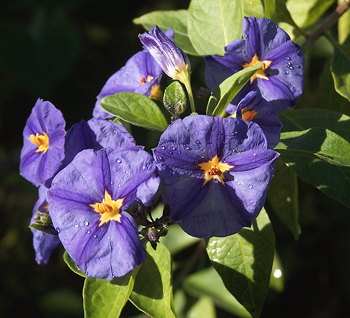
(48, 148), (160, 279)
(31, 186), (60, 264)
(226, 91), (282, 148)
(139, 26), (190, 82)
(93, 50), (164, 119)
(20, 99), (66, 187)
(153, 115), (279, 238)
(205, 17), (304, 109)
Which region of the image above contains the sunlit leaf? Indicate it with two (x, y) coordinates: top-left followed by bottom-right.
(187, 0), (243, 56)
(331, 43), (350, 102)
(63, 252), (85, 278)
(187, 297), (216, 318)
(206, 209), (275, 318)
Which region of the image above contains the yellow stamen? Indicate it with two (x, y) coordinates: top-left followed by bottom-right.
(140, 75), (154, 84)
(241, 108), (258, 121)
(198, 155), (234, 185)
(90, 191), (124, 226)
(242, 54), (271, 83)
(29, 132), (50, 153)
(149, 84), (163, 100)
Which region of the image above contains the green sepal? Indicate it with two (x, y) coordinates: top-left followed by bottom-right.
(63, 251), (86, 278)
(163, 81), (187, 118)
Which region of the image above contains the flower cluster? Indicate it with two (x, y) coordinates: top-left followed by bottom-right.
(20, 17), (303, 279)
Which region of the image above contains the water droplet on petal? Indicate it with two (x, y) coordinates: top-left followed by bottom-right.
(295, 64), (301, 68)
(86, 230), (91, 234)
(249, 185), (253, 189)
(84, 221), (89, 226)
(56, 227), (60, 233)
(237, 181), (242, 185)
(142, 165), (146, 170)
(93, 235), (98, 238)
(116, 158), (122, 163)
(168, 151), (173, 155)
(284, 56), (291, 60)
(287, 62), (294, 69)
(107, 236), (110, 240)
(171, 146), (176, 151)
(185, 146), (191, 150)
(161, 146), (166, 150)
(284, 70), (289, 74)
(195, 140), (201, 144)
(75, 224), (79, 228)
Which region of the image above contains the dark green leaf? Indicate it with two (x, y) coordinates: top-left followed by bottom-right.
(206, 209), (275, 318)
(63, 252), (86, 278)
(210, 63), (263, 116)
(276, 128), (350, 167)
(83, 269), (138, 318)
(264, 0), (300, 30)
(130, 243), (176, 318)
(183, 267), (251, 317)
(331, 43), (350, 101)
(101, 92), (168, 131)
(187, 0), (243, 56)
(267, 158), (301, 240)
(133, 10), (199, 56)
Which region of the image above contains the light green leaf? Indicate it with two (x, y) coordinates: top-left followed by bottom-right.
(83, 269), (138, 318)
(243, 0), (264, 18)
(269, 252), (284, 292)
(210, 63), (263, 116)
(264, 0), (300, 30)
(280, 108), (350, 141)
(187, 297), (216, 318)
(187, 0), (243, 56)
(130, 243), (175, 318)
(133, 10), (199, 56)
(276, 128), (350, 167)
(267, 158), (300, 240)
(183, 267), (251, 317)
(163, 81), (187, 117)
(338, 0), (350, 44)
(286, 0), (335, 28)
(101, 92), (168, 131)
(331, 43), (350, 101)
(206, 209), (275, 318)
(63, 251), (86, 278)
(160, 224), (199, 255)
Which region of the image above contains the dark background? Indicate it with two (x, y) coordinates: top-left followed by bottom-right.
(0, 0), (349, 317)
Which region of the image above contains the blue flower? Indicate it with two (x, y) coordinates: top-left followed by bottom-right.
(48, 148), (160, 279)
(20, 99), (66, 187)
(226, 91), (282, 148)
(153, 115), (279, 238)
(205, 17), (304, 109)
(139, 26), (190, 83)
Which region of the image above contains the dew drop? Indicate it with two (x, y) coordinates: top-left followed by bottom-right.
(107, 236), (111, 240)
(249, 185), (253, 189)
(84, 221), (89, 226)
(75, 224), (79, 228)
(287, 62), (294, 69)
(93, 235), (98, 238)
(237, 181), (242, 185)
(116, 158), (122, 163)
(171, 146), (176, 151)
(195, 140), (201, 144)
(295, 64), (301, 68)
(284, 70), (289, 74)
(56, 227), (60, 233)
(157, 155), (164, 162)
(161, 146), (166, 150)
(253, 153), (256, 156)
(142, 165), (146, 170)
(86, 230), (91, 234)
(124, 170), (128, 174)
(185, 146), (191, 150)
(113, 130), (117, 133)
(284, 56), (291, 60)
(168, 151), (173, 155)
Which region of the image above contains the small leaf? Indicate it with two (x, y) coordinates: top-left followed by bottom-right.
(276, 128), (350, 167)
(163, 81), (187, 117)
(206, 209), (275, 318)
(101, 92), (168, 131)
(83, 269), (138, 318)
(130, 243), (175, 318)
(187, 0), (243, 56)
(331, 43), (350, 101)
(210, 63), (263, 116)
(267, 158), (301, 240)
(183, 267), (251, 317)
(133, 10), (199, 56)
(63, 252), (86, 278)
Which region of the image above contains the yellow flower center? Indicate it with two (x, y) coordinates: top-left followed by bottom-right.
(242, 54), (271, 83)
(197, 155), (234, 185)
(241, 108), (258, 121)
(140, 75), (154, 84)
(149, 84), (163, 100)
(29, 132), (50, 153)
(90, 191), (124, 226)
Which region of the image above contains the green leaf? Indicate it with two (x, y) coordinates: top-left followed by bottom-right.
(242, 0), (264, 18)
(286, 0), (334, 28)
(338, 0), (350, 44)
(63, 252), (86, 278)
(187, 297), (216, 318)
(264, 0), (300, 30)
(183, 267), (251, 317)
(160, 224), (199, 255)
(187, 0), (243, 56)
(133, 10), (199, 56)
(206, 209), (275, 318)
(163, 81), (187, 117)
(269, 252), (284, 293)
(331, 43), (350, 101)
(267, 158), (301, 240)
(210, 63), (263, 116)
(130, 243), (175, 318)
(83, 270), (137, 318)
(280, 108), (350, 142)
(101, 92), (168, 131)
(276, 128), (350, 167)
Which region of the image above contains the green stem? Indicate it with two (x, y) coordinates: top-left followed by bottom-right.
(183, 79), (196, 113)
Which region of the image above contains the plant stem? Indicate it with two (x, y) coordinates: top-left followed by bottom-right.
(183, 79), (196, 113)
(302, 0), (350, 52)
